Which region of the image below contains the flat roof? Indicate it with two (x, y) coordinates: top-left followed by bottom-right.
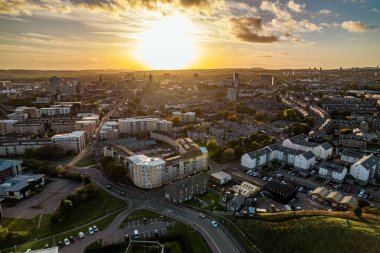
(211, 171), (231, 180)
(0, 159), (23, 172)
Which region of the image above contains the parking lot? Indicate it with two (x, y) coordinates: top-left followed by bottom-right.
(124, 218), (174, 240)
(2, 178), (82, 218)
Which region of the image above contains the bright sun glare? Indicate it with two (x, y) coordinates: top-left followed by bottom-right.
(135, 15), (198, 70)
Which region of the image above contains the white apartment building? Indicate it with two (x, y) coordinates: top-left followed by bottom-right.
(118, 117), (172, 135)
(282, 134), (333, 160)
(126, 154), (166, 189)
(227, 88), (238, 101)
(51, 131), (85, 153)
(41, 107), (70, 116)
(340, 149), (364, 164)
(171, 111), (196, 122)
(100, 122), (119, 140)
(0, 140), (52, 156)
(319, 161), (347, 183)
(350, 154), (379, 184)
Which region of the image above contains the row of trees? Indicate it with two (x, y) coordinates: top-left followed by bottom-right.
(51, 183), (99, 224)
(24, 145), (66, 161)
(206, 132), (277, 162)
(100, 157), (125, 182)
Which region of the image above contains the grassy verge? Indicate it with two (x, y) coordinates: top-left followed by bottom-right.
(230, 211), (380, 253)
(198, 192), (223, 211)
(0, 188), (127, 250)
(75, 156), (97, 167)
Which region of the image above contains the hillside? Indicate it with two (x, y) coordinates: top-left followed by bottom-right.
(230, 211), (380, 253)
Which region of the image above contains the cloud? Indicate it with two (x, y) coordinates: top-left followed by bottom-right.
(229, 16), (279, 43)
(287, 1), (305, 13)
(260, 1), (291, 19)
(318, 9), (331, 15)
(341, 20), (371, 32)
(371, 8), (379, 14)
(0, 0), (218, 16)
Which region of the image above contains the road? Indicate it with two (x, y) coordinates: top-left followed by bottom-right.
(58, 166), (245, 253)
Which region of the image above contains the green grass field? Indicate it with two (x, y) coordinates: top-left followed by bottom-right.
(231, 211), (380, 253)
(75, 156), (97, 167)
(0, 188), (127, 251)
(198, 192), (223, 210)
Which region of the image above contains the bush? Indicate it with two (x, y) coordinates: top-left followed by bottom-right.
(24, 145), (65, 160)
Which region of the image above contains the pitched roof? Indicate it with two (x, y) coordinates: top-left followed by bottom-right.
(320, 161), (346, 174)
(0, 159), (23, 172)
(301, 151), (315, 160)
(354, 154), (379, 171)
(311, 187), (329, 197)
(341, 149), (364, 159)
(339, 195), (358, 207)
(320, 142), (333, 150)
(325, 191), (344, 203)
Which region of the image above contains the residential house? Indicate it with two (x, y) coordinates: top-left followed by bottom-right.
(350, 154), (379, 185)
(294, 151), (316, 174)
(340, 149), (364, 165)
(319, 161), (347, 183)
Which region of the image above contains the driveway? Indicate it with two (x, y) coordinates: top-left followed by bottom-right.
(2, 178), (82, 219)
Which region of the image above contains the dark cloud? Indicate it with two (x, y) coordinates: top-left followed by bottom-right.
(229, 16), (279, 43)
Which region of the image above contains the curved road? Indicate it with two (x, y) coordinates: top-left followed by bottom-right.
(58, 167), (244, 253)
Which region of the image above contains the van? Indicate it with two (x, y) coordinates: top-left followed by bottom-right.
(133, 230), (139, 239)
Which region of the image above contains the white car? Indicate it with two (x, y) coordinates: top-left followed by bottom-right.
(198, 213), (206, 218)
(63, 238), (70, 246)
(78, 232), (85, 238)
(88, 227), (94, 234)
(262, 177), (268, 181)
(25, 249), (32, 253)
(93, 225), (99, 232)
(211, 220), (218, 227)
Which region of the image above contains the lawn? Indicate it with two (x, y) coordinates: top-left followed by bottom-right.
(0, 188), (127, 250)
(198, 191), (223, 211)
(230, 211), (380, 253)
(75, 156), (97, 167)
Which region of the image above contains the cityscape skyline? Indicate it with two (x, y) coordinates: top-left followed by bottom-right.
(0, 0), (379, 70)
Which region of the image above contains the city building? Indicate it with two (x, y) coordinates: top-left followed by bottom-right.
(260, 75), (274, 86)
(350, 154), (379, 184)
(126, 154), (166, 189)
(118, 117), (172, 135)
(282, 134), (333, 160)
(150, 130), (178, 147)
(100, 121), (119, 140)
(339, 134), (367, 149)
(263, 181), (297, 203)
(41, 107), (71, 116)
(0, 174), (45, 200)
(319, 161), (347, 183)
(49, 76), (60, 95)
(233, 181), (260, 197)
(0, 159), (23, 183)
(51, 131), (86, 153)
(294, 151), (316, 174)
(340, 149), (364, 165)
(171, 111), (196, 122)
(0, 140), (52, 156)
(164, 172), (209, 203)
(187, 128), (207, 143)
(210, 171), (231, 185)
(227, 88), (238, 102)
(233, 72), (240, 87)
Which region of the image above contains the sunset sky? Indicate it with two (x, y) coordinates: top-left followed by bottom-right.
(0, 0), (379, 70)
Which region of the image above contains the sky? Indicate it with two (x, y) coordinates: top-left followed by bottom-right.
(0, 0), (379, 70)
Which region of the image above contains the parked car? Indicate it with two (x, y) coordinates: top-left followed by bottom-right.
(268, 177), (273, 182)
(143, 218), (148, 225)
(25, 249), (32, 253)
(154, 229), (159, 237)
(63, 238), (70, 246)
(106, 185), (112, 189)
(88, 227), (94, 234)
(44, 244), (49, 249)
(262, 177), (268, 181)
(69, 236), (75, 243)
(93, 225), (99, 232)
(58, 241), (64, 248)
(78, 232), (85, 238)
(211, 220), (218, 227)
(198, 213), (206, 218)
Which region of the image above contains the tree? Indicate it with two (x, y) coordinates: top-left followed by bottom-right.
(223, 148), (236, 161)
(206, 139), (220, 151)
(254, 111), (267, 122)
(0, 225), (9, 240)
(250, 141), (263, 150)
(339, 128), (352, 135)
(353, 206), (362, 217)
(171, 116), (182, 125)
(284, 109), (297, 120)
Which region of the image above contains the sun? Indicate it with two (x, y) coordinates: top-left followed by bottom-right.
(135, 15), (198, 70)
